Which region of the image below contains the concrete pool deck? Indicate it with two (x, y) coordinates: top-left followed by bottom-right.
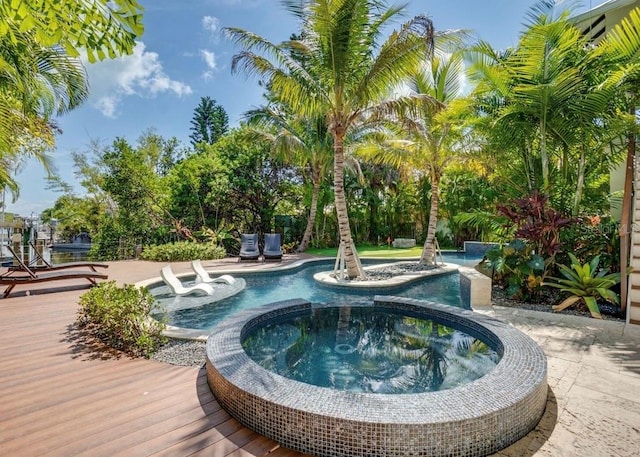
(0, 256), (639, 456)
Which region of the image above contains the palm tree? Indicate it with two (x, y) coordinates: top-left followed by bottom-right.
(359, 50), (469, 265)
(0, 27), (89, 201)
(226, 0), (435, 278)
(247, 105), (333, 252)
(468, 0), (621, 200)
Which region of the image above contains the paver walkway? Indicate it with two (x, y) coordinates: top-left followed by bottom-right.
(487, 306), (640, 457)
(0, 257), (639, 456)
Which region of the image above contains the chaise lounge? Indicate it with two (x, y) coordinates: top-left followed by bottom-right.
(0, 251), (108, 298)
(160, 265), (214, 296)
(18, 242), (109, 272)
(191, 260), (236, 285)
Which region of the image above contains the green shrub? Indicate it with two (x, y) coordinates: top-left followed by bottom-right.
(559, 215), (620, 273)
(482, 240), (546, 300)
(139, 241), (226, 262)
(77, 281), (167, 358)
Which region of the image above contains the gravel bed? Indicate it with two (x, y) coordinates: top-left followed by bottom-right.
(492, 287), (625, 321)
(152, 339), (206, 367)
(357, 262), (438, 280)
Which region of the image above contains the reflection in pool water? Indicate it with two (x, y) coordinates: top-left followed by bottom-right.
(242, 306), (499, 394)
(152, 255), (479, 331)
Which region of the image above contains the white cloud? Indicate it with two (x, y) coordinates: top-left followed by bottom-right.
(85, 41), (192, 118)
(95, 96), (119, 118)
(202, 15), (221, 41)
(200, 49), (217, 80)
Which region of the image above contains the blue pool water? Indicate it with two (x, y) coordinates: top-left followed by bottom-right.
(152, 254), (479, 331)
(243, 306), (499, 393)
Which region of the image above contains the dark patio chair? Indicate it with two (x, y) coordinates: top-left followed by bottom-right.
(239, 233), (260, 261)
(263, 233), (283, 261)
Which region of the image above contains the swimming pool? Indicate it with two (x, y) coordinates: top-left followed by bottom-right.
(150, 254), (480, 331)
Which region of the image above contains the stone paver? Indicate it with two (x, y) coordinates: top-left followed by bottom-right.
(487, 306), (640, 456)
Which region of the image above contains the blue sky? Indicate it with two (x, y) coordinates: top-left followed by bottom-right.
(8, 0), (595, 217)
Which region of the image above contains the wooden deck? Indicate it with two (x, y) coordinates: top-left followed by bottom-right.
(0, 259), (309, 457)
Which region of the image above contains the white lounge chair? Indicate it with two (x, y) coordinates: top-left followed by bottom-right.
(160, 265), (214, 296)
(191, 260), (236, 285)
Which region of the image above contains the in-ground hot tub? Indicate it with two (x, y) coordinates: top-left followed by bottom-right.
(205, 296), (548, 457)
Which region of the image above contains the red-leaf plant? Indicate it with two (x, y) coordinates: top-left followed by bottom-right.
(497, 191), (574, 269)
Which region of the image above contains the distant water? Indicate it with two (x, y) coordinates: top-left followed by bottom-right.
(51, 249), (90, 264)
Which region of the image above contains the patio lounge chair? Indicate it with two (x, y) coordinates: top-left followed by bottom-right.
(160, 265), (214, 296)
(191, 260), (236, 285)
(239, 233), (260, 261)
(263, 233), (283, 261)
(0, 252), (108, 298)
(16, 241), (109, 272)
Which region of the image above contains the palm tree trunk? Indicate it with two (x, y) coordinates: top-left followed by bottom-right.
(572, 147), (586, 217)
(333, 129), (365, 278)
(298, 173), (320, 252)
(540, 119), (550, 192)
(420, 172), (440, 266)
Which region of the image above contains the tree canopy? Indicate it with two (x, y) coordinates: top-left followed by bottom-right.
(0, 0), (143, 62)
(189, 97), (229, 147)
(227, 0), (436, 277)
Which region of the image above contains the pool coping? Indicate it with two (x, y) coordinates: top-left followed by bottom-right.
(205, 296), (548, 456)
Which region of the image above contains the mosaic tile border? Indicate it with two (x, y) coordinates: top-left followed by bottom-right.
(206, 296), (548, 457)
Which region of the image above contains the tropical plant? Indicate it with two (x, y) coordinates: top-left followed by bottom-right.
(483, 192), (575, 299)
(497, 192), (573, 263)
(483, 239), (546, 300)
(213, 127), (300, 235)
(199, 220), (235, 247)
(559, 215), (620, 274)
(439, 169), (503, 243)
(0, 0), (143, 62)
(0, 0), (143, 197)
(0, 29), (89, 191)
(77, 281), (166, 358)
(100, 136), (167, 243)
(139, 241), (226, 262)
(452, 210), (509, 243)
(468, 0), (628, 206)
(164, 146), (225, 230)
(246, 105), (333, 252)
(359, 49), (469, 265)
(226, 0), (436, 278)
(189, 96), (229, 147)
(544, 253), (621, 319)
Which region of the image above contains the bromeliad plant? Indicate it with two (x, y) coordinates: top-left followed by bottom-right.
(543, 254), (621, 319)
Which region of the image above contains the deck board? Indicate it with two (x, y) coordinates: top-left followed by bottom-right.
(0, 260), (309, 457)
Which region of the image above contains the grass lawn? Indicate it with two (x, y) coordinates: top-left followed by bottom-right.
(307, 244), (423, 258)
